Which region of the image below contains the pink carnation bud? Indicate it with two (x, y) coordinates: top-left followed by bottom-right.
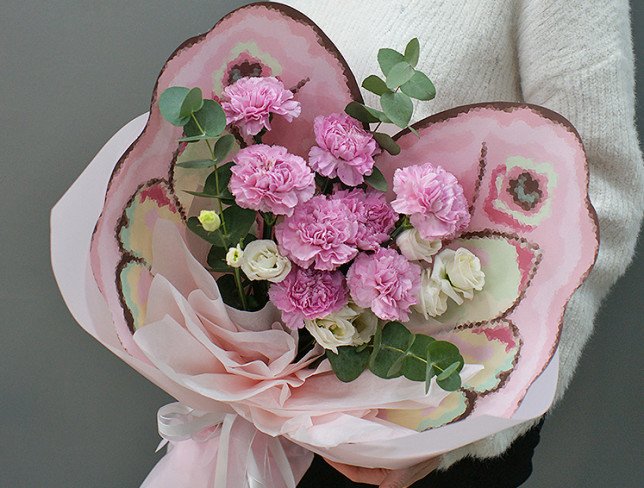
(391, 163), (470, 240)
(221, 76), (301, 137)
(269, 266), (348, 330)
(229, 144), (315, 216)
(308, 113), (379, 186)
(346, 248), (421, 322)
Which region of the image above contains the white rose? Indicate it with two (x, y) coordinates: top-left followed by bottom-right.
(225, 244), (243, 268)
(240, 239), (291, 283)
(305, 305), (378, 353)
(396, 228), (442, 263)
(431, 250), (464, 305)
(349, 304), (378, 346)
(413, 269), (449, 318)
(441, 247), (485, 300)
(305, 308), (358, 354)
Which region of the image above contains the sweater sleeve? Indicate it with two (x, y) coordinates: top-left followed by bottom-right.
(439, 0), (644, 471)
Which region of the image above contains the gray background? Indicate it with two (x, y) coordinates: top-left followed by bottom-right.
(1, 1), (641, 486)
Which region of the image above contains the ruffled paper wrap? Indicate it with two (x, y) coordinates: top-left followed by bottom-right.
(51, 3), (598, 486)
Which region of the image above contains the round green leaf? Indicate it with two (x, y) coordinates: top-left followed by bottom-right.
(380, 92), (413, 128)
(404, 38), (420, 67)
(426, 341), (464, 378)
(184, 99), (227, 138)
(345, 101), (379, 124)
(369, 322), (413, 379)
(180, 87), (204, 118)
(214, 134), (236, 162)
(362, 75), (390, 96)
(400, 71), (436, 101)
(437, 373), (462, 392)
(373, 132), (401, 155)
(207, 245), (233, 273)
(327, 346), (370, 382)
(378, 48), (405, 76)
(386, 61), (415, 90)
(364, 166), (388, 192)
(402, 334), (436, 381)
(158, 86), (191, 126)
(222, 205), (257, 244)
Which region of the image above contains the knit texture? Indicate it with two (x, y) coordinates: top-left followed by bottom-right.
(276, 0), (644, 471)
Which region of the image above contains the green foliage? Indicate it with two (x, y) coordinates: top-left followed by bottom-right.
(181, 87), (204, 118)
(385, 61), (415, 90)
(377, 48), (405, 76)
(380, 92), (413, 128)
(362, 75), (390, 96)
(400, 71), (436, 101)
(364, 166), (388, 191)
(186, 204), (255, 248)
(158, 87), (192, 126)
(404, 38), (420, 67)
(207, 246), (232, 273)
(326, 347), (370, 382)
(345, 101), (380, 124)
(216, 274), (242, 309)
(183, 99), (227, 138)
(213, 134), (236, 162)
(372, 132), (401, 155)
(326, 321), (464, 394)
(175, 159), (216, 169)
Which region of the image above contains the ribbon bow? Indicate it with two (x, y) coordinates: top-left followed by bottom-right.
(141, 403), (313, 488)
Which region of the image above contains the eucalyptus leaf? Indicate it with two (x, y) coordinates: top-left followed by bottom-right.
(180, 87), (204, 118)
(401, 334), (436, 381)
(327, 346), (370, 382)
(362, 75), (390, 96)
(404, 38), (420, 67)
(380, 92), (413, 128)
(400, 71), (436, 101)
(178, 134), (212, 143)
(373, 132), (401, 155)
(436, 361), (462, 381)
(158, 86), (191, 126)
(385, 61), (415, 90)
(368, 323), (383, 370)
(364, 106), (391, 123)
(364, 166), (388, 192)
(408, 126), (420, 138)
(378, 48), (405, 76)
(369, 321), (413, 379)
(426, 341), (464, 378)
(183, 99), (227, 138)
(222, 205), (256, 244)
(217, 274), (242, 309)
(207, 245), (233, 273)
(175, 159), (216, 169)
(214, 134), (236, 162)
(437, 373), (462, 392)
(345, 101), (379, 124)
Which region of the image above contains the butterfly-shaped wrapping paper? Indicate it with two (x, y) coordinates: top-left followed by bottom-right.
(51, 3), (598, 487)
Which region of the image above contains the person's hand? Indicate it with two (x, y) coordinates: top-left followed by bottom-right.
(324, 456), (441, 488)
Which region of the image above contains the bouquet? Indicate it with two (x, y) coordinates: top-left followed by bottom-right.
(52, 3), (598, 487)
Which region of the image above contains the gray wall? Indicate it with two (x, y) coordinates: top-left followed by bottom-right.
(1, 1), (641, 486)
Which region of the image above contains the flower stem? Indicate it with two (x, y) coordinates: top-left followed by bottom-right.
(233, 267), (248, 311)
(262, 212), (276, 239)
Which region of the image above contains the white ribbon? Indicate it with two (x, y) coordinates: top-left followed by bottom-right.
(152, 402), (304, 488)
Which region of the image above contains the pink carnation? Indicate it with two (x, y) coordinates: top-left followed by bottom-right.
(347, 248), (421, 322)
(221, 76), (301, 137)
(331, 188), (398, 250)
(229, 144), (315, 216)
(275, 195), (358, 270)
(308, 113), (379, 186)
(391, 163), (470, 240)
(269, 266), (348, 330)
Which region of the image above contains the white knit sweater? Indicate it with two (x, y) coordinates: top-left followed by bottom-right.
(277, 0), (644, 470)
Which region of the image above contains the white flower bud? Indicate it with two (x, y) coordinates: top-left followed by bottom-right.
(240, 239), (291, 283)
(198, 210), (221, 232)
(226, 244), (243, 268)
(396, 228), (442, 263)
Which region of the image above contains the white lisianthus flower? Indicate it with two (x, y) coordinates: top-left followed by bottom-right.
(349, 304), (378, 346)
(396, 228), (442, 263)
(197, 210), (221, 232)
(414, 269), (449, 318)
(442, 247), (485, 299)
(226, 244), (243, 268)
(240, 239), (291, 283)
(431, 250), (465, 305)
(305, 305), (378, 353)
(305, 308), (358, 354)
